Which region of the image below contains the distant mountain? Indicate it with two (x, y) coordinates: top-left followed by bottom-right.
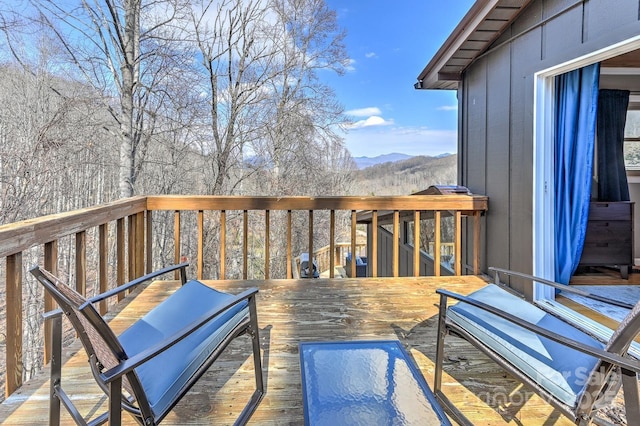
(353, 153), (414, 169)
(350, 154), (458, 196)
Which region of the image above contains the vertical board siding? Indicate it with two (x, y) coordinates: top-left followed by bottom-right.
(463, 58), (489, 275)
(460, 0), (640, 291)
(510, 30), (539, 284)
(585, 0), (640, 42)
(486, 45), (512, 272)
(542, 2), (583, 60)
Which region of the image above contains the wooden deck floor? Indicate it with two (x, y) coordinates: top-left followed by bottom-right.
(0, 276), (613, 425)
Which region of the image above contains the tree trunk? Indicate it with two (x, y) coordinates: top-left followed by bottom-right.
(118, 0), (141, 198)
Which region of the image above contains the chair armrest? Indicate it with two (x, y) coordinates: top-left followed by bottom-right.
(100, 286), (259, 383)
(489, 267), (635, 309)
(42, 308), (63, 320)
(86, 262), (189, 306)
(436, 288), (640, 374)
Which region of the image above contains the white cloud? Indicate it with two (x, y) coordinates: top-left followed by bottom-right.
(345, 107), (382, 117)
(347, 116), (395, 129)
(365, 52), (377, 58)
(437, 105), (458, 111)
(345, 58), (356, 72)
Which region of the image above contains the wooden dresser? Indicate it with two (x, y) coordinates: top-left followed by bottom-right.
(578, 201), (634, 278)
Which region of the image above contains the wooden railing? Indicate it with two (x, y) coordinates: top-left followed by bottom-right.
(0, 194), (488, 398)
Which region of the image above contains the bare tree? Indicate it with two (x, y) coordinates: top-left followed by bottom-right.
(28, 0), (191, 197)
(189, 0), (271, 195)
(247, 0), (352, 194)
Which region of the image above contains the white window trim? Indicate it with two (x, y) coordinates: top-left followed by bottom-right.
(533, 35), (640, 300)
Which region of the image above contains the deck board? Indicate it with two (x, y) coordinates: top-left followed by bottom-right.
(0, 276), (606, 425)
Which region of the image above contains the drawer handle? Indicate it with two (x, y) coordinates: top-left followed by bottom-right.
(594, 222), (610, 227)
(595, 243), (609, 247)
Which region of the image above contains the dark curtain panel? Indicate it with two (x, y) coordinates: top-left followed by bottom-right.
(597, 89), (630, 201)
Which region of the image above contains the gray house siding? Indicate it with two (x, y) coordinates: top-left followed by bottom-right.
(458, 0), (640, 294)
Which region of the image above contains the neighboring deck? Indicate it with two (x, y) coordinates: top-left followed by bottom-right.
(0, 276), (609, 425)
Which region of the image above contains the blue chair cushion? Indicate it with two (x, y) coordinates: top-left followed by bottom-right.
(447, 284), (603, 407)
(355, 256), (365, 266)
(118, 280), (249, 417)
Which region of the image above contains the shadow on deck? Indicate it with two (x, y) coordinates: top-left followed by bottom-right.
(0, 276), (594, 425)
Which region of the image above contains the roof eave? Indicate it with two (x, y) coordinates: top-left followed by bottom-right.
(415, 0), (534, 90)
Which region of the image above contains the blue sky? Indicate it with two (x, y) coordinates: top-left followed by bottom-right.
(323, 1), (475, 158)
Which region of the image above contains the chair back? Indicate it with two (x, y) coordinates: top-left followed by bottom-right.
(577, 299), (640, 414)
(31, 267), (150, 416)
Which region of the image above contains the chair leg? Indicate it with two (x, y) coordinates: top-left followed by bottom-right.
(249, 295), (264, 394)
(434, 293), (448, 393)
(622, 368), (640, 422)
(235, 294), (265, 425)
(50, 313), (62, 426)
(108, 377), (123, 426)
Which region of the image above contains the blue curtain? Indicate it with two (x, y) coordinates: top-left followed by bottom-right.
(554, 63), (600, 285)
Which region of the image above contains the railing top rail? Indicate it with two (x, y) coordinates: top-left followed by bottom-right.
(0, 196), (147, 258)
(145, 195), (488, 212)
(0, 194), (488, 259)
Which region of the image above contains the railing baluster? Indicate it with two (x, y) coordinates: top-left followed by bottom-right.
(174, 211), (181, 280)
(473, 211), (481, 274)
(350, 210), (356, 278)
(220, 210), (226, 280)
(414, 210), (420, 277)
(434, 211), (441, 277)
(146, 210), (153, 274)
(243, 210), (248, 279)
(117, 217), (125, 300)
(329, 210), (335, 278)
(135, 212), (145, 279)
(455, 211), (462, 275)
(287, 210), (292, 279)
(372, 211), (378, 277)
(197, 210), (204, 280)
(308, 210), (313, 278)
(265, 210), (270, 279)
(99, 224), (108, 315)
(44, 241), (58, 363)
(393, 210), (399, 278)
(76, 231), (86, 295)
(6, 252), (23, 397)
(128, 215), (135, 283)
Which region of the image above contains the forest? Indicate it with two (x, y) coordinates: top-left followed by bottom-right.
(0, 0), (456, 398)
(352, 154), (457, 195)
(0, 0), (355, 222)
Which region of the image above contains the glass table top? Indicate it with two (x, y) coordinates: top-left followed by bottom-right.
(299, 340), (451, 425)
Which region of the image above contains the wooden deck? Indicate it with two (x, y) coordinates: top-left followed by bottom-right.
(0, 275), (616, 425)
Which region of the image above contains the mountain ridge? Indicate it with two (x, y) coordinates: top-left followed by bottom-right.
(353, 152), (454, 169)
(350, 153), (458, 196)
(353, 153), (413, 169)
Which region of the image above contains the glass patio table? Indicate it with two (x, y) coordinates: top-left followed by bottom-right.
(299, 340), (451, 425)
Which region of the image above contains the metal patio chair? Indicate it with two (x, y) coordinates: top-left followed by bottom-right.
(31, 263), (264, 426)
(434, 267), (640, 426)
